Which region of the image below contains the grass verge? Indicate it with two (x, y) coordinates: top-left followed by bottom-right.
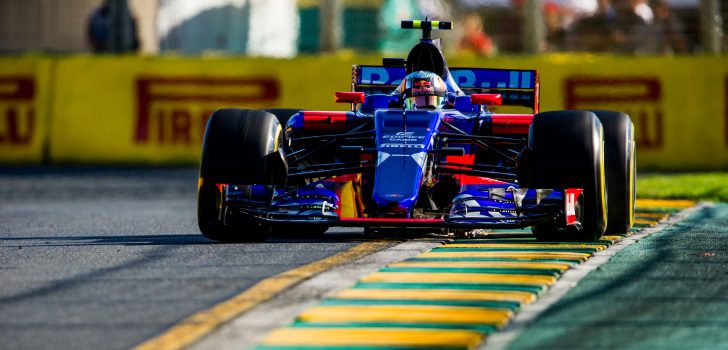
(637, 172), (728, 202)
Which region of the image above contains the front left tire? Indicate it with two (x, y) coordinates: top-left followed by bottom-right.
(198, 109), (284, 242)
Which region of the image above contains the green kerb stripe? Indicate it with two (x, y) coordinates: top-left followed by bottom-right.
(406, 257), (579, 265)
(320, 298), (520, 310)
(291, 321), (498, 333)
(432, 247), (599, 253)
(352, 282), (543, 294)
(452, 239), (606, 245)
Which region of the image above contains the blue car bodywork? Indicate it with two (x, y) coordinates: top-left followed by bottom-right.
(219, 23), (582, 234)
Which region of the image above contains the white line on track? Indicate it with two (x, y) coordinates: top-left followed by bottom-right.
(482, 202), (709, 350)
(189, 239), (449, 350)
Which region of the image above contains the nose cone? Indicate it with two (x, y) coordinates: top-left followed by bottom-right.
(372, 151), (427, 214)
(371, 109), (440, 216)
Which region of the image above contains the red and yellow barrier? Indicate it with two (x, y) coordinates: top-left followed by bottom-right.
(450, 55), (728, 170)
(48, 55), (365, 164)
(0, 57), (52, 163)
(1, 54), (726, 169)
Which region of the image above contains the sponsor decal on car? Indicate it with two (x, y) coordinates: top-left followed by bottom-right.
(564, 188), (584, 225)
(411, 79), (434, 94)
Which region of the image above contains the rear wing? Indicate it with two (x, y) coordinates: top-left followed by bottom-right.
(352, 65), (540, 113)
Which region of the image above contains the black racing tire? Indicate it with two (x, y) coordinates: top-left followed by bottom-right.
(591, 110), (636, 235)
(525, 110), (607, 242)
(198, 109), (284, 242)
(263, 108), (302, 128)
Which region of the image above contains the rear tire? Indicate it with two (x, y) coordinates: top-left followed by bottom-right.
(198, 109), (284, 242)
(523, 110), (607, 242)
(591, 110), (636, 234)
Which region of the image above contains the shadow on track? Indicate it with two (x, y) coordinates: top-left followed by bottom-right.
(1, 229), (445, 247)
(2, 234), (212, 246)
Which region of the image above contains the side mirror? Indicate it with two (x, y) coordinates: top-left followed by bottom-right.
(335, 91), (365, 104)
(470, 93), (502, 106)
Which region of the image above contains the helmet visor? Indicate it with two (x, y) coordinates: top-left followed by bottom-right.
(406, 95), (444, 109)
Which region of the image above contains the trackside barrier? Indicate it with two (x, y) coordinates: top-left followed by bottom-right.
(0, 56), (52, 163)
(0, 54), (726, 169)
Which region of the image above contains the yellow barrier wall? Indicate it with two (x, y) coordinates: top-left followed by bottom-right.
(0, 57), (51, 163)
(2, 54), (727, 169)
(49, 55), (372, 164)
(449, 55), (728, 170)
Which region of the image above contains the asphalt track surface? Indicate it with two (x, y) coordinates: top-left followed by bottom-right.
(2, 168), (725, 349)
(0, 167), (387, 350)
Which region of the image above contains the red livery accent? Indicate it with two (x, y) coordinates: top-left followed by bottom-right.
(445, 154), (508, 185)
(340, 218), (445, 224)
(302, 111), (350, 131)
(564, 188), (583, 225)
(490, 114), (533, 135)
(335, 91), (365, 104)
(470, 93), (502, 106)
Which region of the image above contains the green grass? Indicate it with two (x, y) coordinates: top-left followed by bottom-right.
(637, 172), (728, 202)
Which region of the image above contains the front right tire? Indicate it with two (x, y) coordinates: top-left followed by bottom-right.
(522, 110), (607, 242)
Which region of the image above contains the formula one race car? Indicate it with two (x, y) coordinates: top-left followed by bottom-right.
(197, 19), (636, 242)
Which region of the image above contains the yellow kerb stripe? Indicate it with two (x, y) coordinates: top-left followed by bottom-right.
(334, 288), (536, 304)
(389, 261), (571, 271)
(636, 212), (669, 219)
(636, 199), (697, 208)
(361, 272), (556, 285)
(420, 251), (591, 262)
(297, 305), (513, 327)
(600, 235), (623, 243)
(261, 327), (484, 348)
(133, 241), (390, 350)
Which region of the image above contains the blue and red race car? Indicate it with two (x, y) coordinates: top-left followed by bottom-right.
(197, 19), (636, 242)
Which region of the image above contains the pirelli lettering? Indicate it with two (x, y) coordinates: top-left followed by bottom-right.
(0, 77), (35, 146)
(134, 76), (280, 145)
(565, 77), (663, 150)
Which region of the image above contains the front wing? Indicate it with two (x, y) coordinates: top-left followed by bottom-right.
(217, 182), (582, 231)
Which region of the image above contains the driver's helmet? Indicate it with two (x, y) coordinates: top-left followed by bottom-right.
(396, 70), (447, 110)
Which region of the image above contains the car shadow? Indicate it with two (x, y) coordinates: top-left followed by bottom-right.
(1, 229), (448, 247)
